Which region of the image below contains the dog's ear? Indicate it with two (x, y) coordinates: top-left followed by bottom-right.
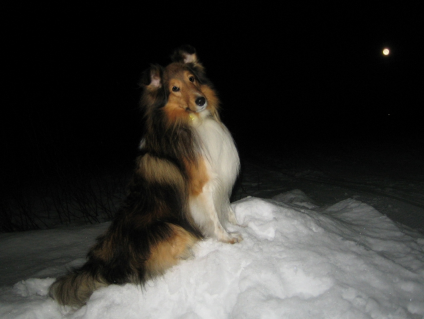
(171, 45), (204, 70)
(139, 64), (163, 90)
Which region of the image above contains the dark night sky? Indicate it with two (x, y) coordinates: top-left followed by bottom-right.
(3, 3), (424, 187)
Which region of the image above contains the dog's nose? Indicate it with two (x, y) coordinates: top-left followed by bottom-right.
(195, 97), (206, 106)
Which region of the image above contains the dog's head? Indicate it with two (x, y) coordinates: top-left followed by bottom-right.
(140, 45), (219, 124)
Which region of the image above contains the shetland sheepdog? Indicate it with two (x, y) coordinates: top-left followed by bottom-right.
(49, 45), (241, 307)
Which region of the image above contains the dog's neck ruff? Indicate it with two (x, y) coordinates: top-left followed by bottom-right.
(193, 115), (239, 176)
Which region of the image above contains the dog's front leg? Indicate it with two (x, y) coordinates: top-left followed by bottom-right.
(190, 182), (242, 244)
(227, 206), (239, 225)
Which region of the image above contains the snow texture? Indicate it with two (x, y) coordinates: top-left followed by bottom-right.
(1, 191), (423, 319)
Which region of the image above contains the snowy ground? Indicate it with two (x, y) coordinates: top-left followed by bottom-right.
(1, 142), (424, 318)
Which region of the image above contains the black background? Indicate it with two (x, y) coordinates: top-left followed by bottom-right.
(3, 2), (423, 187)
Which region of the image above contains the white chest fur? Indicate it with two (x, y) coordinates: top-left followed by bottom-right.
(194, 117), (240, 194)
(190, 116), (241, 243)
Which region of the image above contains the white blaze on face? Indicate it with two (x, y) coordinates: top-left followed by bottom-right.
(382, 48), (390, 56)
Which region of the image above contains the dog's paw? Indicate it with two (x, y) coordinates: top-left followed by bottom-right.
(225, 232), (243, 244)
(177, 247), (195, 260)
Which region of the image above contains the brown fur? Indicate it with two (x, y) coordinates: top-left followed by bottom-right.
(186, 157), (209, 197)
(145, 224), (198, 277)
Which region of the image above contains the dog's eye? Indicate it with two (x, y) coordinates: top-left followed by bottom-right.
(172, 86), (180, 92)
(189, 76), (195, 83)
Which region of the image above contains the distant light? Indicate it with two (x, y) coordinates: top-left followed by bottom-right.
(382, 48), (390, 56)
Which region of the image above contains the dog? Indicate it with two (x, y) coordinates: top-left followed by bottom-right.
(49, 45), (241, 307)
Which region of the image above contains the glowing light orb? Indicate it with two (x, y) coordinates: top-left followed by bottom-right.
(382, 48), (390, 56)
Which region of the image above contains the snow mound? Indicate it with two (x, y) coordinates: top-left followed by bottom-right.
(1, 191), (424, 319)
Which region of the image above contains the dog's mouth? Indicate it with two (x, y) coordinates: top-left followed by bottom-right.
(184, 97), (207, 113)
(186, 104), (207, 114)
(196, 103), (207, 113)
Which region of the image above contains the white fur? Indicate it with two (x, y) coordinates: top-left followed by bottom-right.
(183, 53), (197, 64)
(189, 113), (241, 243)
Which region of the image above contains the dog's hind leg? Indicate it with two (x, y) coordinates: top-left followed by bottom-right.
(145, 224), (198, 278)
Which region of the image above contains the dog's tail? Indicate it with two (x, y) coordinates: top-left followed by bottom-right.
(49, 269), (107, 307)
(49, 223), (199, 307)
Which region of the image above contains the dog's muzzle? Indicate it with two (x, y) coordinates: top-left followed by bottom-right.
(195, 97), (207, 112)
